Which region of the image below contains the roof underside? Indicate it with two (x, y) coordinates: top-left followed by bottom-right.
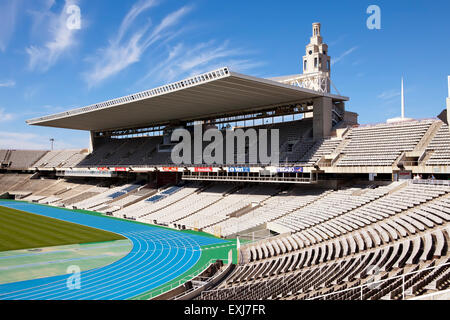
(26, 67), (348, 132)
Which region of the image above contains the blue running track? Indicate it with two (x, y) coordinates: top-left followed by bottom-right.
(0, 201), (227, 300)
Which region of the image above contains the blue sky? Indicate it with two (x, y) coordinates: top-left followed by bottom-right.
(0, 0), (449, 150)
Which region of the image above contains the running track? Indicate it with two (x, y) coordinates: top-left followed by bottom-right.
(0, 201), (227, 300)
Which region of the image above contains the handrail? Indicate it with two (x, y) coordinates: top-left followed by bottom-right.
(312, 261), (450, 300)
(182, 175), (312, 183)
(148, 258), (228, 300)
(411, 179), (450, 186)
(201, 224), (450, 300)
(200, 260), (450, 301)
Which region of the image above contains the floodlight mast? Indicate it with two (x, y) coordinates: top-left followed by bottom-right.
(401, 77), (405, 119)
(447, 76), (450, 131)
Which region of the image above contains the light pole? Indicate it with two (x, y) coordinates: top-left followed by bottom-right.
(50, 138), (54, 151)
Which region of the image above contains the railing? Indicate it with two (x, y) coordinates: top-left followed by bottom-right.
(312, 261), (450, 300)
(148, 258), (228, 300)
(182, 175), (313, 183)
(400, 160), (419, 166)
(412, 179), (450, 186)
(200, 225), (450, 300)
(354, 118), (438, 129)
(200, 261), (450, 301)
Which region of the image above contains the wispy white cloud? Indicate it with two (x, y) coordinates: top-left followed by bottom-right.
(0, 108), (16, 122)
(84, 2), (261, 88)
(26, 0), (81, 71)
(139, 40), (263, 86)
(0, 132), (48, 149)
(0, 80), (16, 88)
(23, 84), (42, 101)
(115, 0), (158, 44)
(328, 34), (347, 47)
(377, 86), (413, 106)
(331, 46), (358, 66)
(377, 89), (400, 100)
(0, 0), (21, 52)
(0, 131), (86, 150)
(84, 1), (192, 87)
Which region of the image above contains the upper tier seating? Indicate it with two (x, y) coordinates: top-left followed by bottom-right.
(297, 138), (342, 166)
(32, 150), (86, 168)
(426, 123), (450, 166)
(0, 149), (87, 169)
(5, 150), (48, 169)
(75, 119), (317, 167)
(336, 120), (433, 166)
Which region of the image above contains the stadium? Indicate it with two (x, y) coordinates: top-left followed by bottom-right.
(1, 20), (450, 302)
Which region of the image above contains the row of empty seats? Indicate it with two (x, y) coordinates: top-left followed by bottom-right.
(297, 137), (343, 166)
(116, 183), (201, 219)
(3, 119), (450, 169)
(139, 183), (234, 226)
(204, 187), (327, 237)
(201, 228), (449, 300)
(174, 184), (277, 229)
(0, 174), (33, 194)
(336, 120), (433, 166)
(200, 181), (450, 300)
(32, 150), (87, 168)
(271, 184), (397, 234)
(0, 149), (87, 169)
(70, 182), (143, 210)
(426, 123), (450, 166)
(76, 119), (321, 167)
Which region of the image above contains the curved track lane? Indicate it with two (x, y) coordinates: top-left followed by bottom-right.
(0, 202), (226, 300)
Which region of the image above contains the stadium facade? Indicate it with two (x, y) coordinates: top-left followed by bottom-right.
(1, 23), (450, 300)
(11, 22), (450, 184)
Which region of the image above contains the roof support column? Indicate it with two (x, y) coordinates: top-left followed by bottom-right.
(89, 131), (95, 153)
(313, 96), (332, 140)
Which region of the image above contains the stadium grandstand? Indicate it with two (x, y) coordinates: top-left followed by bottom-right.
(1, 23), (450, 301)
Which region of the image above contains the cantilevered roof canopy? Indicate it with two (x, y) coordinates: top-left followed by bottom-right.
(26, 67), (348, 132)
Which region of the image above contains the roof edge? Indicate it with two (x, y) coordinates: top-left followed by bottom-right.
(26, 67), (232, 126)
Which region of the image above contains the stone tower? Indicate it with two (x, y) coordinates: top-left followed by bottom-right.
(303, 23), (330, 75)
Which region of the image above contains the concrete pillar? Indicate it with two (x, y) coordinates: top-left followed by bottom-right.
(89, 131), (95, 153)
(313, 97), (333, 140)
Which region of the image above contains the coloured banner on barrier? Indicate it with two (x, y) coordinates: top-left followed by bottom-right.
(161, 167), (178, 172)
(65, 170), (115, 177)
(227, 166), (251, 173)
(276, 167), (303, 173)
(194, 167), (213, 172)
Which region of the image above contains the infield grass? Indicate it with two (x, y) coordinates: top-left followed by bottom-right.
(0, 205), (125, 252)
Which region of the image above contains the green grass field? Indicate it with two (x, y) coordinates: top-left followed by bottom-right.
(0, 205), (125, 252)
